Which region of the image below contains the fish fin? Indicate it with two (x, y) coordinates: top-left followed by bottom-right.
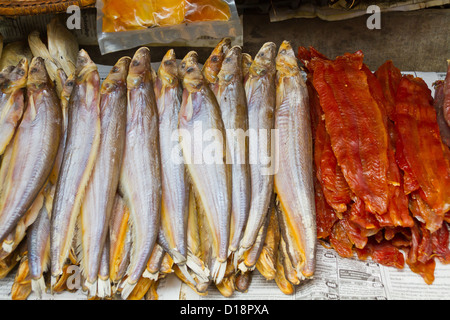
(142, 269), (159, 280)
(120, 279), (137, 300)
(211, 259), (227, 284)
(177, 264), (197, 286)
(97, 278), (111, 298)
(186, 251), (210, 283)
(31, 277), (46, 299)
(235, 246), (247, 270)
(2, 239), (13, 253)
(237, 260), (255, 273)
(84, 279), (97, 298)
(74, 212), (86, 278)
(170, 248), (186, 265)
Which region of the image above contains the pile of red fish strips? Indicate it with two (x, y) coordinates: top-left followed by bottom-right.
(299, 47), (450, 284)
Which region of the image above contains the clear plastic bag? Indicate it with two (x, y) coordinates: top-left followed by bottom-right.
(96, 0), (243, 54)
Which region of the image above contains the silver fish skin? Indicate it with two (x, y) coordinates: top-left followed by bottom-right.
(0, 58), (28, 156)
(28, 183), (54, 299)
(216, 46), (251, 256)
(96, 235), (111, 298)
(238, 42), (277, 257)
(50, 49), (101, 281)
(154, 49), (188, 266)
(237, 198), (272, 273)
(273, 41), (316, 278)
(80, 56), (130, 294)
(179, 51), (231, 284)
(119, 47), (162, 299)
(49, 70), (75, 186)
(0, 57), (62, 244)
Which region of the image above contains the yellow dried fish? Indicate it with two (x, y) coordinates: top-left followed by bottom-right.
(51, 50), (101, 286)
(109, 194), (131, 290)
(28, 183), (54, 298)
(119, 47), (161, 299)
(0, 41), (32, 70)
(0, 58), (28, 156)
(238, 42), (277, 260)
(274, 41), (316, 279)
(80, 56), (129, 297)
(0, 57), (62, 244)
(179, 51), (231, 284)
(216, 45), (250, 259)
(154, 49), (189, 273)
(202, 37), (231, 96)
(47, 18), (78, 79)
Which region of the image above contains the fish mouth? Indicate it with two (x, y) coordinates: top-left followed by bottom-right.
(158, 49), (178, 86)
(250, 42), (277, 76)
(180, 52), (203, 91)
(127, 47), (152, 88)
(178, 51), (199, 80)
(27, 57), (49, 86)
(276, 41), (299, 75)
(101, 56), (131, 94)
(75, 50), (98, 83)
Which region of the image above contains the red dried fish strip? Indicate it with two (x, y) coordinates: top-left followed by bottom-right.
(374, 60), (402, 120)
(310, 51), (389, 215)
(363, 240), (405, 269)
(314, 106), (352, 213)
(314, 176), (338, 240)
(394, 75), (450, 216)
(309, 68), (352, 214)
(363, 64), (413, 228)
(409, 192), (444, 233)
(329, 219), (354, 258)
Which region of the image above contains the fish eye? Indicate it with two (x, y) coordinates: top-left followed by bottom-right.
(211, 56), (219, 63)
(280, 49), (286, 54)
(132, 60), (140, 66)
(259, 52), (264, 57)
(30, 68), (38, 74)
(225, 57), (231, 63)
(164, 60), (173, 66)
(112, 66), (119, 73)
(181, 62), (186, 69)
(186, 67), (194, 73)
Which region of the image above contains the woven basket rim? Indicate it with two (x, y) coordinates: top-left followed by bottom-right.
(0, 0), (95, 16)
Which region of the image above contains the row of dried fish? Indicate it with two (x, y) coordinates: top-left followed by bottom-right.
(0, 28), (317, 299)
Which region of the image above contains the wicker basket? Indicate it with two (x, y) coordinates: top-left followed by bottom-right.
(0, 0), (96, 16)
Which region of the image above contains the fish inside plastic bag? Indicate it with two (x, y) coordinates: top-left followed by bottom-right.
(96, 0), (243, 54)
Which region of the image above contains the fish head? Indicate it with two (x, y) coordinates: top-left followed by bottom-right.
(241, 53), (253, 79)
(75, 49), (98, 84)
(158, 49), (179, 87)
(218, 45), (242, 84)
(101, 56), (131, 94)
(61, 73), (75, 102)
(250, 42), (276, 78)
(178, 51), (198, 81)
(4, 58), (28, 92)
(202, 37), (231, 84)
(127, 47), (152, 89)
(27, 57), (51, 89)
(180, 51), (204, 92)
(57, 69), (68, 88)
(0, 65), (14, 89)
(276, 41), (299, 77)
